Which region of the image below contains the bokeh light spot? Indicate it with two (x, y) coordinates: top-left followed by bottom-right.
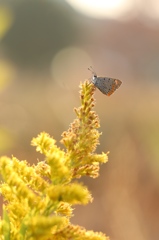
(65, 0), (133, 19)
(0, 6), (13, 38)
(51, 46), (91, 89)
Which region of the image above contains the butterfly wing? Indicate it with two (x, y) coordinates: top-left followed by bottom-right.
(94, 77), (122, 96)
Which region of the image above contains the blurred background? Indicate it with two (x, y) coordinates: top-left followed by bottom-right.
(0, 0), (159, 239)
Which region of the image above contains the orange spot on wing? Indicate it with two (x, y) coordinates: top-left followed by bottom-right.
(107, 79), (122, 96)
(107, 82), (116, 96)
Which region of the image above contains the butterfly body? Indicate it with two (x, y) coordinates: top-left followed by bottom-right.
(88, 67), (122, 96)
(91, 75), (122, 96)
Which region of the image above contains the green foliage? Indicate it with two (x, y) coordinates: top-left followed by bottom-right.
(0, 81), (109, 240)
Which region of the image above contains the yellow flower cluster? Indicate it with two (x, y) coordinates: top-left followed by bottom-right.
(0, 80), (109, 240)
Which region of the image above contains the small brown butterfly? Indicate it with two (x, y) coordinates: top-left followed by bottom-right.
(88, 66), (122, 96)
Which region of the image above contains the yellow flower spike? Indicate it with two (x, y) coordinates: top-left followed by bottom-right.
(31, 132), (57, 155)
(0, 185), (23, 222)
(6, 172), (40, 207)
(47, 151), (71, 185)
(56, 202), (73, 217)
(0, 183), (12, 201)
(61, 80), (108, 172)
(47, 183), (92, 205)
(11, 157), (49, 192)
(54, 224), (109, 240)
(0, 80), (110, 239)
(73, 164), (100, 179)
(32, 132), (72, 184)
(0, 157), (45, 214)
(0, 156), (49, 194)
(25, 215), (69, 239)
(34, 161), (51, 178)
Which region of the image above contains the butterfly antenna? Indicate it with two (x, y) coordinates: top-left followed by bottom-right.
(88, 66), (96, 76)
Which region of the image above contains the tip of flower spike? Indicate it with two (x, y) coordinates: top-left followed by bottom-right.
(80, 80), (96, 92)
(60, 79), (109, 172)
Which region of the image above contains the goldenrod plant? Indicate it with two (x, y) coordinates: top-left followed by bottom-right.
(0, 80), (109, 240)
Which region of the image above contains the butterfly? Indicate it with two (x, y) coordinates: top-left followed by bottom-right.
(88, 66), (122, 96)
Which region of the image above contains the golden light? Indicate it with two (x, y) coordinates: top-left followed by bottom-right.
(65, 0), (133, 19)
